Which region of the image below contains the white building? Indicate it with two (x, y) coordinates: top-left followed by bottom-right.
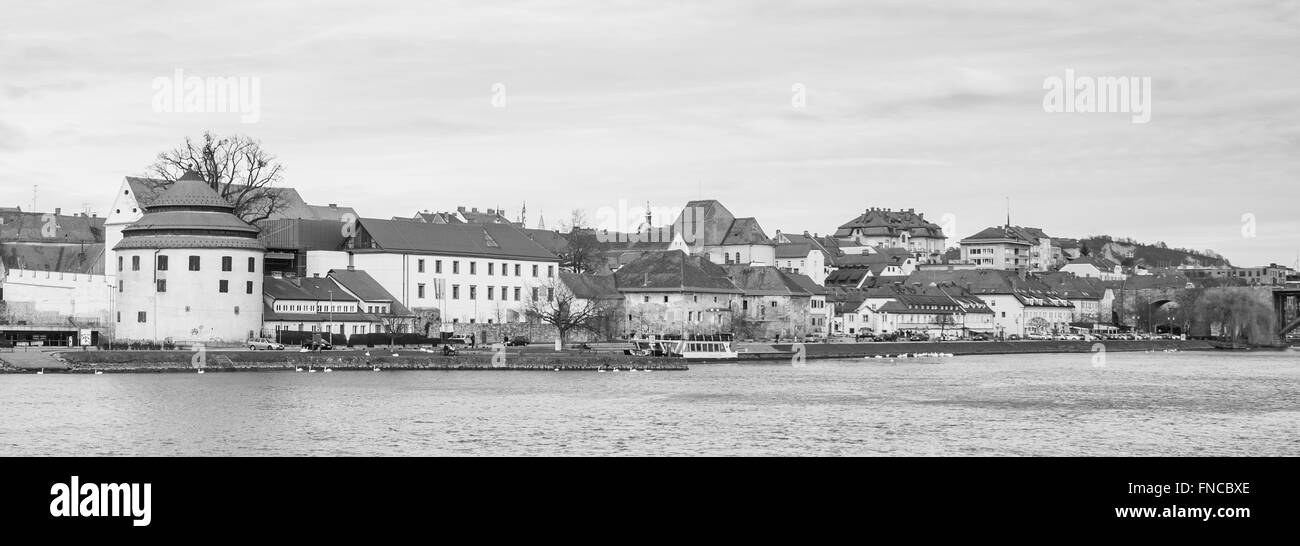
(833, 207), (947, 262)
(112, 172), (265, 343)
(1060, 257), (1127, 281)
(960, 224), (1054, 271)
(262, 268), (413, 339)
(672, 200), (777, 266)
(306, 218), (561, 325)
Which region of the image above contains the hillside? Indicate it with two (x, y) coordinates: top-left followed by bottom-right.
(1080, 235), (1230, 268)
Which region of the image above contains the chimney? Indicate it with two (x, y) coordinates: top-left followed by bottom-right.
(347, 265), (355, 271)
(472, 207), (479, 213)
(328, 203), (337, 208)
(487, 209), (495, 215)
(457, 206), (466, 213)
(54, 207), (61, 215)
(313, 273), (321, 278)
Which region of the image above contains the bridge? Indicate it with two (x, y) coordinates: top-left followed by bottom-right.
(1274, 288), (1300, 339)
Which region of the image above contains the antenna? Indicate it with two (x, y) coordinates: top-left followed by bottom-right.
(32, 184), (37, 212)
(1005, 196), (1011, 227)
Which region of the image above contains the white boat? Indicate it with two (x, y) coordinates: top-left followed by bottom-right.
(626, 333), (738, 361)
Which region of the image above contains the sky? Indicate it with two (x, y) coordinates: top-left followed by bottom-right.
(1, 0), (1297, 267)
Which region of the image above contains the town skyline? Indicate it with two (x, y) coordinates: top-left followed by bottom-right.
(2, 1), (1297, 267)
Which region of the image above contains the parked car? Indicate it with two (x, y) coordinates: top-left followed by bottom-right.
(445, 335), (473, 345)
(908, 333), (929, 342)
(1007, 334), (1021, 341)
(302, 339), (332, 351)
(1027, 333), (1052, 340)
(506, 336), (530, 347)
(248, 338), (284, 350)
(970, 333), (991, 341)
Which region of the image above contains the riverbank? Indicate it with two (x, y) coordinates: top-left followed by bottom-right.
(750, 339), (1221, 360)
(3, 349), (687, 373)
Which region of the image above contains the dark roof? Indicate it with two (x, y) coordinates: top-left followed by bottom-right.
(0, 211), (104, 244)
(1066, 256), (1118, 271)
(522, 229), (570, 255)
(612, 250), (741, 293)
(720, 217), (775, 246)
(776, 242), (813, 259)
(961, 225), (1049, 245)
(328, 269), (401, 303)
(560, 272), (622, 300)
(721, 265), (812, 297)
(834, 208), (944, 239)
(785, 272), (827, 295)
(115, 178), (264, 251)
(263, 275), (346, 300)
(825, 268), (869, 288)
(351, 218), (558, 261)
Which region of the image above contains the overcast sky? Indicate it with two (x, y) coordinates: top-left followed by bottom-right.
(2, 0), (1297, 266)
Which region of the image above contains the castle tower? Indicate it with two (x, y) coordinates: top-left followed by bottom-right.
(112, 171), (265, 343)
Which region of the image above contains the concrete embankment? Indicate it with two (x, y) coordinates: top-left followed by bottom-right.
(6, 349), (687, 373)
(743, 339), (1218, 360)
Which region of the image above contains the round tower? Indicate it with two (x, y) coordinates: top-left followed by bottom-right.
(112, 171), (265, 343)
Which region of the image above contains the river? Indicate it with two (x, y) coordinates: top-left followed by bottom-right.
(2, 351), (1297, 456)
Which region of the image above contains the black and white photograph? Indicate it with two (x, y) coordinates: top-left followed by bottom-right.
(0, 0), (1296, 532)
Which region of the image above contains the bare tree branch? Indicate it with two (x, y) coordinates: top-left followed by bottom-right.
(147, 132), (289, 224)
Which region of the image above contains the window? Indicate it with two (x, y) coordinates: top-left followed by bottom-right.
(488, 263), (495, 276)
(222, 256), (232, 272)
(116, 312), (120, 323)
(513, 287), (520, 301)
(743, 301), (749, 310)
(246, 281), (254, 294)
(501, 286), (507, 301)
(663, 296), (669, 303)
(532, 265), (538, 277)
(514, 264), (521, 276)
(156, 279), (166, 292)
(435, 260), (442, 274)
(189, 256), (200, 271)
(453, 285), (460, 299)
(453, 261), (460, 274)
(502, 263), (508, 276)
(470, 262), (477, 275)
(487, 286), (495, 300)
(547, 266), (554, 278)
(248, 257), (256, 273)
(117, 256), (123, 271)
(137, 311), (147, 323)
(547, 288), (554, 301)
(644, 296), (650, 303)
(532, 287), (539, 301)
(132, 256), (140, 271)
(469, 286), (477, 300)
(158, 255), (169, 271)
(418, 283), (426, 298)
(418, 259), (425, 273)
(118, 280), (123, 293)
(771, 301), (777, 308)
(219, 280), (229, 293)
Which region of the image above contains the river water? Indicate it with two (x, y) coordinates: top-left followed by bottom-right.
(2, 351), (1297, 456)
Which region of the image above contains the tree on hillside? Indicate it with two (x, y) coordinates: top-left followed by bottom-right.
(148, 132), (289, 223)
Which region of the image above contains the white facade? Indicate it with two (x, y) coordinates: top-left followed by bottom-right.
(103, 178), (150, 285)
(1, 268), (112, 322)
(114, 249), (265, 343)
(306, 251), (560, 325)
(777, 249), (827, 285)
(981, 294), (1074, 337)
(1060, 262), (1127, 281)
(708, 244), (776, 267)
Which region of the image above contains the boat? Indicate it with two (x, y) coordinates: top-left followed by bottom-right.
(625, 333), (738, 361)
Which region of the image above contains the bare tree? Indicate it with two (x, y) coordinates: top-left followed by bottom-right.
(558, 208), (589, 233)
(524, 278), (618, 348)
(148, 132), (289, 223)
(558, 228), (606, 274)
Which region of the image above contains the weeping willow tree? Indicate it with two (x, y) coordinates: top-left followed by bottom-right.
(1193, 288), (1276, 344)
